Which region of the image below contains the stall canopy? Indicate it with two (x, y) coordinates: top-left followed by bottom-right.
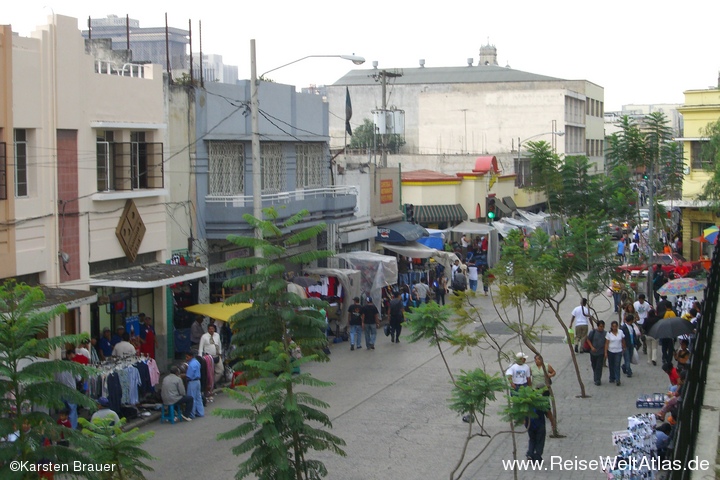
(449, 221), (500, 267)
(380, 242), (459, 281)
(417, 236), (444, 250)
(375, 221), (428, 244)
(303, 268), (362, 330)
(185, 302), (252, 322)
(335, 252), (398, 308)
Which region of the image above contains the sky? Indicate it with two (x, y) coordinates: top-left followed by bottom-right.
(2, 0), (718, 111)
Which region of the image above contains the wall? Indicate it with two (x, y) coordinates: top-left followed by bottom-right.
(0, 26), (15, 277)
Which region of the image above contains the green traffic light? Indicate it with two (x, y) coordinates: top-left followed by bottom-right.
(487, 212), (495, 219)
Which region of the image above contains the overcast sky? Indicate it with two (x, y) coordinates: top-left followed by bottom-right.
(3, 0), (718, 111)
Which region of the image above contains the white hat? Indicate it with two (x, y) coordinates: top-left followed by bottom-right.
(515, 352), (528, 361)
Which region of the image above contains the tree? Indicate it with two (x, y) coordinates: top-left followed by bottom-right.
(76, 417), (155, 480)
(214, 208), (346, 480)
(0, 280), (97, 480)
(659, 141), (685, 201)
(526, 140), (562, 213)
(349, 118), (405, 153)
(697, 119), (720, 208)
(606, 116), (646, 171)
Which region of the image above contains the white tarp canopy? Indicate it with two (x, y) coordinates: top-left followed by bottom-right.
(491, 219), (520, 238)
(379, 242), (459, 281)
(303, 268), (362, 329)
(334, 252), (398, 308)
(449, 221), (496, 235)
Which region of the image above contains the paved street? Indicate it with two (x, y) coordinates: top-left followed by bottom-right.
(141, 290), (681, 479)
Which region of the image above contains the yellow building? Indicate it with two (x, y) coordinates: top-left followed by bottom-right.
(675, 87), (720, 260)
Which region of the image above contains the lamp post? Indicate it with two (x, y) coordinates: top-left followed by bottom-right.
(249, 40), (364, 260)
(517, 130), (565, 160)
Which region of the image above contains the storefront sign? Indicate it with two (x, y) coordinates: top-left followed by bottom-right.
(115, 200), (146, 262)
(380, 179), (393, 204)
(378, 228), (390, 239)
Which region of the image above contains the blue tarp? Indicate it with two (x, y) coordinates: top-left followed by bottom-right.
(417, 236), (444, 250)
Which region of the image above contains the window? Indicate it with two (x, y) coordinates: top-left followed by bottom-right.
(514, 158), (535, 188)
(208, 141), (244, 195)
(97, 131), (114, 192)
(296, 143), (324, 189)
(691, 141), (712, 170)
(261, 143), (285, 194)
(96, 130), (163, 191)
(14, 129), (28, 197)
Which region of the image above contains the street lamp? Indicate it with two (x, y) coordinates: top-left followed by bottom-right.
(250, 40), (364, 260)
(517, 131), (564, 173)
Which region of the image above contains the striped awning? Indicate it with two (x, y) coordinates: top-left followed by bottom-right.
(414, 204), (468, 224)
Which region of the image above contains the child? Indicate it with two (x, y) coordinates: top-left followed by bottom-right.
(56, 409), (72, 447)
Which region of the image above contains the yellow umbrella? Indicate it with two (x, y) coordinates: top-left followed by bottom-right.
(184, 302), (252, 322)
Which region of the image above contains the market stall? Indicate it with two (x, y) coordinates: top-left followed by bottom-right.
(334, 252), (398, 309)
(302, 267), (362, 334)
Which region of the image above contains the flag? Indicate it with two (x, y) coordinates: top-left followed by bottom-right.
(489, 171), (498, 189)
(345, 87), (353, 136)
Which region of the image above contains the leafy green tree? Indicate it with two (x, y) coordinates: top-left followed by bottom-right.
(606, 116), (647, 171)
(405, 302), (457, 383)
(526, 140), (562, 213)
(349, 118), (405, 153)
(0, 280), (96, 480)
(660, 141), (685, 201)
(76, 417), (155, 480)
(697, 119), (720, 208)
(215, 208), (346, 480)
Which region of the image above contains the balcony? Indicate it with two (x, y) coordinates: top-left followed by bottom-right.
(204, 186), (358, 239)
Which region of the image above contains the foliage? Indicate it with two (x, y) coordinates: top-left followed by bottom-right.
(526, 140), (562, 212)
(500, 386), (551, 425)
(448, 369), (506, 421)
(698, 119), (720, 207)
(349, 118), (405, 153)
(217, 208), (345, 480)
(0, 280), (97, 479)
(606, 116), (647, 171)
(660, 141), (685, 200)
(406, 302), (457, 381)
(76, 417), (155, 480)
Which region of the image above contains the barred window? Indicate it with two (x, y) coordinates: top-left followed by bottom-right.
(261, 143), (285, 194)
(690, 141), (712, 170)
(296, 143), (324, 188)
(209, 141), (245, 195)
(14, 129), (28, 197)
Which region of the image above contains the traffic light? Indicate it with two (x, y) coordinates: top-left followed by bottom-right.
(487, 211), (495, 224)
(405, 204), (415, 223)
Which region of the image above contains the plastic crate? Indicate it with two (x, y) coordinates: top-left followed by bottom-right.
(635, 393), (666, 408)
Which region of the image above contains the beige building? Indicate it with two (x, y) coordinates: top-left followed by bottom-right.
(0, 16), (204, 365)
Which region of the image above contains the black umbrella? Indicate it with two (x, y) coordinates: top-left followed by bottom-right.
(647, 317), (695, 339)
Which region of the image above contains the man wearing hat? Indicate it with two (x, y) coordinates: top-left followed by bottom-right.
(348, 297), (363, 351)
(91, 397), (121, 427)
(506, 352), (532, 391)
(361, 297), (380, 350)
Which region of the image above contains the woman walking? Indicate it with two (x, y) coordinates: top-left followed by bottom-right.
(605, 321), (626, 386)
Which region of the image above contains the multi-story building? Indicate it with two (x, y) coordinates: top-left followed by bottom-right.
(1, 15), (205, 367)
(673, 85), (720, 260)
(326, 44), (605, 219)
(191, 53), (238, 85)
(605, 104), (683, 138)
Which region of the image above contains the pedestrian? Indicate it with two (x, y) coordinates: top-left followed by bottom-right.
(110, 326), (125, 347)
(633, 294), (651, 353)
(674, 339), (690, 373)
(198, 323), (224, 399)
(662, 363), (680, 386)
(452, 265), (468, 294)
(75, 338), (91, 362)
(348, 297), (363, 351)
(505, 352), (532, 391)
(161, 366), (193, 422)
(616, 239), (626, 264)
(361, 296), (380, 350)
(467, 261), (478, 292)
(530, 354), (556, 426)
(611, 279), (623, 313)
(98, 327), (113, 360)
(643, 307), (661, 366)
(190, 316), (205, 352)
(587, 320), (607, 385)
(605, 321), (626, 386)
(56, 408), (72, 447)
(620, 314), (641, 378)
(413, 279), (429, 305)
(480, 264), (491, 296)
(111, 332), (136, 357)
(388, 291), (405, 343)
(184, 352), (204, 419)
(525, 408), (547, 462)
(139, 314), (157, 359)
(569, 298), (593, 354)
(434, 275), (447, 306)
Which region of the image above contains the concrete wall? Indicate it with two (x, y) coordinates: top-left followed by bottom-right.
(0, 26), (16, 277)
(679, 89), (720, 200)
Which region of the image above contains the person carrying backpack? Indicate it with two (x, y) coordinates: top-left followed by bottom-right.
(452, 265), (468, 295)
(388, 291), (405, 343)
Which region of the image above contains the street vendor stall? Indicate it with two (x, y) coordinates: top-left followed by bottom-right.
(449, 221), (500, 267)
(302, 267), (362, 335)
(334, 252), (398, 310)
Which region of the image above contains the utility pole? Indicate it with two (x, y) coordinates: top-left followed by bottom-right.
(375, 70), (402, 167)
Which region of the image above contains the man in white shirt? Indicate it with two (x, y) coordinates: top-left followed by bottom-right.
(111, 333), (137, 357)
(198, 323), (223, 389)
(506, 353), (532, 390)
(633, 293), (651, 354)
(451, 260), (460, 281)
(569, 298), (593, 354)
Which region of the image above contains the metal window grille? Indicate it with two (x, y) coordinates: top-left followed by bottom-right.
(209, 141), (245, 195)
(261, 143), (284, 194)
(296, 143), (324, 188)
(14, 129), (27, 197)
(97, 141), (112, 192)
(98, 137), (163, 191)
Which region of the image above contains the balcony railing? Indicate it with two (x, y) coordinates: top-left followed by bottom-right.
(206, 186), (359, 207)
(95, 61), (148, 78)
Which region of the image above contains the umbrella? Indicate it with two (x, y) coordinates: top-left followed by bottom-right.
(647, 317), (696, 339)
(703, 226), (719, 244)
(656, 277), (705, 296)
(184, 302), (252, 322)
(691, 236), (708, 243)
